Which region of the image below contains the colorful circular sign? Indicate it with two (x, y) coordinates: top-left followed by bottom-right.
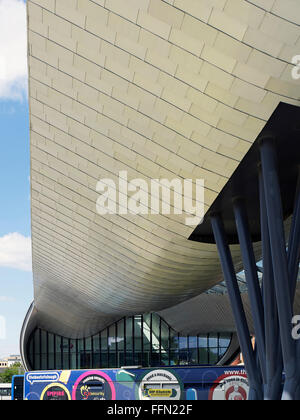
(137, 369), (183, 400)
(209, 372), (249, 401)
(72, 371), (116, 400)
(40, 383), (71, 400)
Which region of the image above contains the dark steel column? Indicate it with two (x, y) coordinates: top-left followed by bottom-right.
(233, 199), (266, 385)
(260, 137), (298, 400)
(259, 171), (283, 400)
(288, 170), (300, 300)
(211, 214), (263, 400)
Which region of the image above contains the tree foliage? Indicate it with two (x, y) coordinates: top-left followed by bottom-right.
(0, 363), (24, 383)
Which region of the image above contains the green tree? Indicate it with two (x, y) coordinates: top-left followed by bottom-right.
(0, 363), (24, 383)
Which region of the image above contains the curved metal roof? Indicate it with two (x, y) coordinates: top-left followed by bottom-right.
(25, 0), (300, 339)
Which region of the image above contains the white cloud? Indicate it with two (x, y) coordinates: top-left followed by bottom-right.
(0, 296), (14, 302)
(0, 233), (32, 272)
(0, 0), (27, 101)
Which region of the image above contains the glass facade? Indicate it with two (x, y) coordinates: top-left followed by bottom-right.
(27, 313), (232, 371)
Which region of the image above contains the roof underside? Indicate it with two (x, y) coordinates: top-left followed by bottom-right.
(27, 0), (300, 338)
(190, 103), (300, 244)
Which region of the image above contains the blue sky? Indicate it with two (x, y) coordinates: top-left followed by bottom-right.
(0, 0), (33, 358)
(0, 101), (33, 359)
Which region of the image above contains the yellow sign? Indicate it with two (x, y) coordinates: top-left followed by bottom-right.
(147, 389), (173, 398)
(59, 371), (71, 384)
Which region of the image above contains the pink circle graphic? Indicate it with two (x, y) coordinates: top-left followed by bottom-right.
(72, 370), (116, 400)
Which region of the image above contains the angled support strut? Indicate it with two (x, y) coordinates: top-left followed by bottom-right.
(211, 214), (263, 400)
(233, 198), (266, 386)
(260, 137), (298, 400)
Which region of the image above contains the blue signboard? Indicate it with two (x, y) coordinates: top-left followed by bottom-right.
(23, 366), (248, 400)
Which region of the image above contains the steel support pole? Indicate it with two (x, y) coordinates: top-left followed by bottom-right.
(260, 137), (298, 400)
(287, 169), (300, 400)
(259, 171), (283, 400)
(288, 169), (300, 301)
(233, 199), (267, 385)
(211, 214), (263, 400)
